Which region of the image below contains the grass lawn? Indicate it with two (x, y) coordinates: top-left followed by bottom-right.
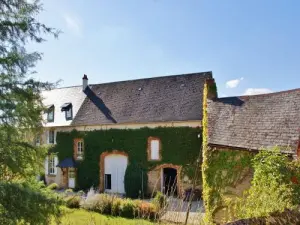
(51, 208), (165, 225)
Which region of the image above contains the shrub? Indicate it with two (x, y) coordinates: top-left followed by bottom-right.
(124, 162), (148, 198)
(80, 193), (99, 211)
(111, 197), (123, 216)
(47, 183), (58, 190)
(152, 191), (167, 210)
(81, 193), (114, 215)
(97, 194), (113, 214)
(232, 148), (300, 219)
(65, 195), (81, 208)
(120, 198), (137, 219)
(135, 200), (157, 220)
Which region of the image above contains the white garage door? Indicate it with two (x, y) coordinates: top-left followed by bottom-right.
(104, 154), (128, 194)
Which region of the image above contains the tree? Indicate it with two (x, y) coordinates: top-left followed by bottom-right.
(0, 1), (62, 224)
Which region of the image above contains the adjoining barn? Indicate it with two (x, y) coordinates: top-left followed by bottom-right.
(202, 79), (300, 223)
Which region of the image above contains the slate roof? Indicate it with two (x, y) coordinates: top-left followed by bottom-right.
(72, 72), (212, 125)
(42, 86), (86, 127)
(207, 89), (300, 154)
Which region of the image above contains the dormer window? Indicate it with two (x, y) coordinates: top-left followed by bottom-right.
(61, 103), (73, 120)
(47, 105), (54, 122)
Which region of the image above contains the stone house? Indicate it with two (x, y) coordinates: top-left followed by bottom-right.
(42, 72), (212, 196)
(203, 81), (300, 222)
(41, 86), (86, 185)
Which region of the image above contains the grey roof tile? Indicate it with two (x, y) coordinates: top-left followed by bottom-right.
(72, 72), (212, 125)
(207, 89), (300, 153)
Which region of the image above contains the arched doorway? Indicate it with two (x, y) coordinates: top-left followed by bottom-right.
(163, 167), (178, 195)
(148, 164), (182, 196)
(100, 151), (128, 194)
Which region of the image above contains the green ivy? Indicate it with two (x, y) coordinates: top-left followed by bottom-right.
(202, 80), (253, 224)
(51, 127), (202, 191)
(124, 161), (148, 198)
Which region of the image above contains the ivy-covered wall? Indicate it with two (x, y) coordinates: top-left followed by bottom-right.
(202, 79), (255, 224)
(51, 127), (202, 191)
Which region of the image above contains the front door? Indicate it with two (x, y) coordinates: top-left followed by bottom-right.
(68, 168), (75, 188)
(104, 154), (128, 194)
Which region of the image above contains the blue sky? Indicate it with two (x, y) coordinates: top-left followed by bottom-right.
(31, 0), (300, 97)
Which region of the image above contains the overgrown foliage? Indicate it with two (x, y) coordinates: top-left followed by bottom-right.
(125, 161), (148, 198)
(0, 0), (62, 223)
(80, 192), (159, 220)
(0, 180), (63, 225)
(232, 149), (300, 220)
(201, 81), (214, 223)
(52, 127), (202, 191)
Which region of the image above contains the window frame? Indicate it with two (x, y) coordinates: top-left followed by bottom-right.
(48, 130), (55, 144)
(147, 137), (161, 161)
(47, 106), (54, 122)
(104, 174), (112, 190)
(74, 139), (84, 160)
(48, 155), (56, 175)
(65, 106), (73, 120)
(77, 141), (83, 159)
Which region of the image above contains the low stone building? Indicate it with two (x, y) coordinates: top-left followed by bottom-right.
(202, 81), (300, 223)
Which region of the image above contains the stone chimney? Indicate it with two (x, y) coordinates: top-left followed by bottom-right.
(82, 74), (88, 91)
(206, 78), (218, 100)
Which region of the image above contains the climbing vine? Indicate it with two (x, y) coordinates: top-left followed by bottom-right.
(51, 127), (202, 191)
(202, 80), (253, 224)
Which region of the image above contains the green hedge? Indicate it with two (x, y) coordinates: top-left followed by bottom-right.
(125, 162), (148, 198)
(51, 127), (201, 192)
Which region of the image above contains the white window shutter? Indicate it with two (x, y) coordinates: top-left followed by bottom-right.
(54, 156), (58, 175)
(44, 156), (48, 175)
(151, 140), (160, 160)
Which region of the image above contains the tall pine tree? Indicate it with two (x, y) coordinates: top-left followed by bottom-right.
(0, 1), (63, 224)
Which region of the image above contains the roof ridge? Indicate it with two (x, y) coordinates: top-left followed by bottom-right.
(90, 71), (213, 86)
(218, 88), (300, 100)
(47, 71), (213, 90)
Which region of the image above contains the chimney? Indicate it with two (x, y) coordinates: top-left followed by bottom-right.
(206, 78), (218, 100)
(82, 74), (88, 91)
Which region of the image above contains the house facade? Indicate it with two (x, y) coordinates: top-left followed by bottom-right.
(202, 79), (300, 222)
(41, 86), (86, 186)
(43, 72), (212, 196)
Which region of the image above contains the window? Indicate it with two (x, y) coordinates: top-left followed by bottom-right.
(68, 168), (75, 178)
(77, 141), (84, 159)
(148, 137), (161, 161)
(47, 155), (57, 175)
(61, 103), (72, 120)
(105, 174), (111, 190)
(47, 105), (54, 122)
(48, 130), (55, 144)
(65, 107), (72, 120)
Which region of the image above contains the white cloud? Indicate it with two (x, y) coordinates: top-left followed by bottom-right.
(243, 88), (273, 95)
(226, 77), (244, 88)
(63, 14), (82, 37)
